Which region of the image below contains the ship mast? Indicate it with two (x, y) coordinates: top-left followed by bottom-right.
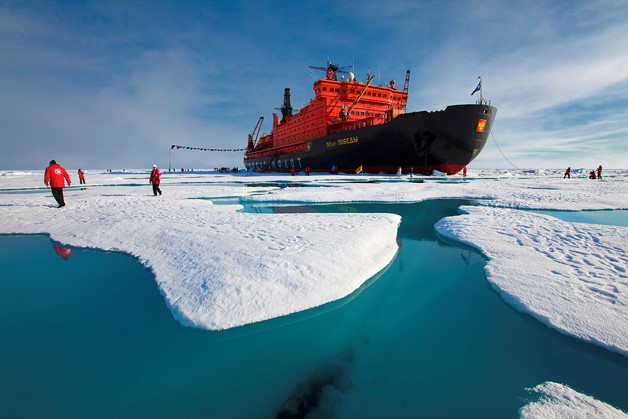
(477, 76), (484, 104)
(474, 76), (491, 105)
(309, 61), (352, 81)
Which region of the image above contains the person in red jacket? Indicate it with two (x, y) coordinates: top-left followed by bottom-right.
(149, 164), (162, 196)
(44, 160), (71, 207)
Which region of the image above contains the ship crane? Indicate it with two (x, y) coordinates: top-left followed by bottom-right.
(339, 75), (375, 121)
(402, 70), (411, 110)
(247, 116), (264, 150)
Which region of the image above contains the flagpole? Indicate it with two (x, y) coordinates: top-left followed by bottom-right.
(471, 77), (482, 103)
(479, 76), (483, 103)
(169, 145), (172, 172)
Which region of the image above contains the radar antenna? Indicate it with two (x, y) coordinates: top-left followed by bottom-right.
(308, 61), (352, 81)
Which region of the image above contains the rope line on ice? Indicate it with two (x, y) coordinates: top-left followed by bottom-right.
(491, 131), (521, 170)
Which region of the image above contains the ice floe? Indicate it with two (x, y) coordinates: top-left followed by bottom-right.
(0, 169), (626, 342)
(435, 205), (627, 356)
(0, 178), (399, 330)
(520, 382), (627, 418)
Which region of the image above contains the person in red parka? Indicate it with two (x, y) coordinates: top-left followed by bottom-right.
(44, 160), (71, 207)
(149, 164), (162, 196)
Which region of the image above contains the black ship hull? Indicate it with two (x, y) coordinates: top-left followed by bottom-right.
(244, 104), (496, 175)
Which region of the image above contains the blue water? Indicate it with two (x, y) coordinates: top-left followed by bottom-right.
(1, 200), (627, 418)
(532, 209), (628, 227)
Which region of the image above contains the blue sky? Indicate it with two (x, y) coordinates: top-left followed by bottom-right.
(1, 0), (627, 170)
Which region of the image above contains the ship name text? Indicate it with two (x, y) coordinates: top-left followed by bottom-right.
(326, 136), (359, 148)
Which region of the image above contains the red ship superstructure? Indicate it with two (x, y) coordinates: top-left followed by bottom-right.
(248, 63), (409, 158)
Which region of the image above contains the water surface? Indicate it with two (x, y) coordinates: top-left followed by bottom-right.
(1, 200), (626, 418)
(532, 209), (627, 227)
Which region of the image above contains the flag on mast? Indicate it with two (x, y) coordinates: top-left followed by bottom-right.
(471, 80), (482, 95)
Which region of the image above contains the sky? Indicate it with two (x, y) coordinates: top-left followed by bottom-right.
(1, 0), (627, 170)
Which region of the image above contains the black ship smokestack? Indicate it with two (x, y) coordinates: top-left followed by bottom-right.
(280, 88), (293, 122)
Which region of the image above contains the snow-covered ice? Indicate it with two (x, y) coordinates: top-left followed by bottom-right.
(436, 205), (627, 356)
(1, 168), (627, 415)
(240, 170), (628, 211)
(0, 169), (626, 338)
(519, 382), (627, 418)
(0, 175), (400, 330)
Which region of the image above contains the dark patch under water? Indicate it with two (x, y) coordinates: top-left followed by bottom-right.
(276, 351), (354, 419)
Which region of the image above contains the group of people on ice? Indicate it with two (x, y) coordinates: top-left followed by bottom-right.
(589, 165), (603, 179)
(563, 165), (603, 179)
(44, 160), (163, 208)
